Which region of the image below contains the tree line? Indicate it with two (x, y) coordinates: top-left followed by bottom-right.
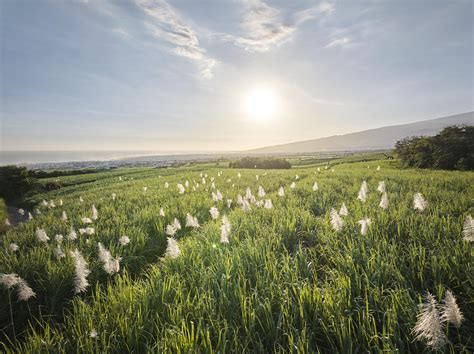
(395, 125), (473, 170)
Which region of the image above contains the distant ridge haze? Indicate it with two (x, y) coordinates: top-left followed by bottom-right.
(248, 112), (474, 153)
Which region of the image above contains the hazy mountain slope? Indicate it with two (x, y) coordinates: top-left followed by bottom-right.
(249, 112), (474, 153)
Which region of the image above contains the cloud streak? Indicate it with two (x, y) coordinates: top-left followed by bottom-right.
(225, 0), (335, 52)
(136, 0), (216, 78)
(325, 37), (352, 48)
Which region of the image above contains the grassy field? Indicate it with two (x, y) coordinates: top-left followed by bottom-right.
(1, 160), (473, 352)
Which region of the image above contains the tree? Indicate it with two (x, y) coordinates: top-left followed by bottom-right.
(0, 166), (38, 203)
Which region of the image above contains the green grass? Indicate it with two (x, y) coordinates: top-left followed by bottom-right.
(1, 160), (473, 352)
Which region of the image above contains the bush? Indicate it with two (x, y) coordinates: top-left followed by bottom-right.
(230, 157), (291, 169)
(0, 199), (7, 233)
(395, 125), (474, 170)
(0, 166), (38, 203)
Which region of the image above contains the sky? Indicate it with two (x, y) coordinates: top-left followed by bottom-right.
(1, 0), (473, 152)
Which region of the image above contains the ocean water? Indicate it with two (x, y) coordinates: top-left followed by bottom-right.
(0, 151), (179, 165)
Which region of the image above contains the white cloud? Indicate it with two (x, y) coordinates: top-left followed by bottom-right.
(325, 37), (352, 48)
(227, 0), (335, 52)
(136, 0), (216, 78)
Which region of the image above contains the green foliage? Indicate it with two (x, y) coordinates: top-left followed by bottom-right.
(0, 166), (38, 204)
(0, 162), (473, 352)
(230, 157), (291, 169)
(0, 199), (7, 233)
(395, 125), (474, 170)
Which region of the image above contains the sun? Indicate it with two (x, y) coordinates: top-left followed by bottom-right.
(244, 87), (278, 121)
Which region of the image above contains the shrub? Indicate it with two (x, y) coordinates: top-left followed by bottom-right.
(0, 166), (38, 203)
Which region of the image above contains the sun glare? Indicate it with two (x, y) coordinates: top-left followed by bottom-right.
(244, 87), (278, 121)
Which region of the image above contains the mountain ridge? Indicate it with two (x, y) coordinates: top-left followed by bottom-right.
(248, 112), (474, 153)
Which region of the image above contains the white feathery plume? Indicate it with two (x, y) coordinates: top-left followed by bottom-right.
(220, 215), (232, 244)
(159, 208), (165, 217)
(9, 243), (19, 252)
(379, 192), (389, 210)
(90, 329), (98, 338)
(462, 215), (473, 242)
(210, 206), (220, 220)
(264, 199), (273, 209)
(212, 192), (218, 202)
(42, 199), (48, 206)
(112, 193), (116, 201)
(18, 208), (24, 216)
(16, 278), (36, 301)
(79, 196), (84, 203)
(357, 181), (368, 202)
(339, 203), (348, 216)
(172, 218), (181, 230)
(330, 208), (344, 231)
(237, 172), (241, 178)
(216, 190), (223, 201)
(36, 228), (50, 243)
(177, 184), (185, 194)
(255, 200), (264, 208)
(5, 218), (10, 226)
(278, 186), (285, 197)
(165, 224), (177, 236)
(185, 180), (189, 188)
(55, 234), (64, 243)
(0, 273), (20, 289)
(54, 244), (66, 259)
(70, 249), (90, 294)
(358, 218), (371, 235)
(249, 195), (256, 204)
(414, 193), (428, 211)
(377, 181), (386, 193)
(59, 199), (63, 206)
(165, 237), (180, 258)
(441, 290), (463, 328)
(255, 175), (259, 181)
(237, 194), (244, 205)
(97, 243), (121, 275)
(142, 186), (148, 192)
(376, 165), (381, 171)
(312, 182), (319, 191)
(91, 205), (98, 220)
(81, 217), (93, 224)
(211, 182), (216, 189)
(35, 209), (41, 215)
(245, 187), (252, 200)
(211, 176), (215, 182)
(118, 235), (130, 246)
(290, 182), (296, 190)
(79, 227), (95, 235)
(164, 182), (169, 188)
(258, 186), (266, 197)
(412, 293), (446, 350)
(242, 199), (251, 212)
(61, 211), (68, 221)
(48, 200), (56, 208)
(295, 175), (299, 180)
(185, 213), (200, 228)
(28, 212), (33, 220)
(226, 199), (233, 208)
(68, 228), (78, 241)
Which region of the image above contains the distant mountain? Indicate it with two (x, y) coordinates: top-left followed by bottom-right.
(249, 112), (474, 153)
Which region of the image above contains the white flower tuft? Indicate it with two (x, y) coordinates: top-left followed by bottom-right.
(241, 199), (251, 212)
(165, 237), (180, 258)
(377, 181), (386, 194)
(312, 182), (319, 191)
(9, 243), (19, 252)
(290, 182), (296, 190)
(441, 290), (463, 328)
(226, 199), (233, 208)
(61, 211), (68, 221)
(379, 192), (389, 210)
(55, 234), (64, 243)
(264, 199), (273, 209)
(357, 181), (368, 202)
(257, 186), (265, 198)
(16, 278), (36, 301)
(412, 293), (446, 350)
(98, 243), (121, 275)
(278, 186), (285, 197)
(79, 227), (95, 235)
(414, 193), (428, 211)
(220, 216), (232, 244)
(118, 235), (130, 246)
(339, 203), (348, 216)
(462, 215), (474, 242)
(36, 228), (50, 243)
(70, 249), (90, 294)
(185, 213), (200, 228)
(81, 217), (93, 224)
(209, 207), (220, 220)
(159, 208), (165, 217)
(330, 208), (344, 231)
(5, 218), (11, 226)
(54, 244), (66, 259)
(177, 184), (185, 194)
(358, 218), (371, 235)
(91, 205), (98, 220)
(68, 228), (78, 241)
(0, 273), (20, 289)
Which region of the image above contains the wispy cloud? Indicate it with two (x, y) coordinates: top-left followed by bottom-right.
(325, 37), (352, 48)
(136, 0), (216, 78)
(225, 0), (335, 52)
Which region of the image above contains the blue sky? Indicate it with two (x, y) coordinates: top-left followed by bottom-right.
(1, 0), (472, 151)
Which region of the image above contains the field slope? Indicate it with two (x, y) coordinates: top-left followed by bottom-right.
(1, 161), (473, 352)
